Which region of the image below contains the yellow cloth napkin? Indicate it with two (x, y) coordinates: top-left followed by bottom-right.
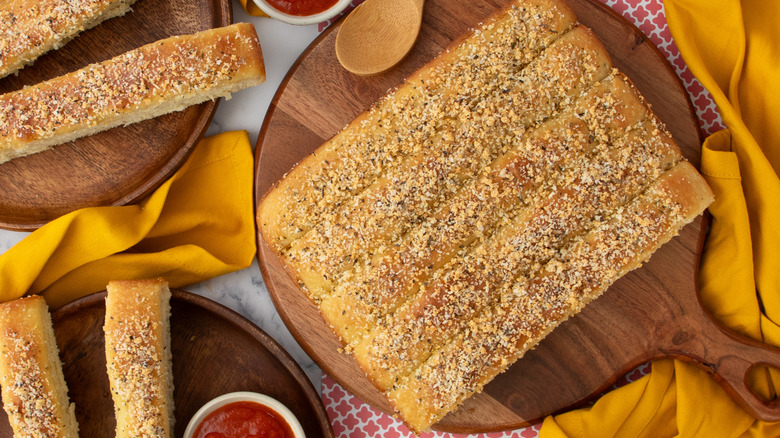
(238, 0), (269, 17)
(0, 131), (256, 309)
(540, 1), (780, 436)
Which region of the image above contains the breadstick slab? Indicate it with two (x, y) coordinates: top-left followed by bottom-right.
(257, 0), (714, 433)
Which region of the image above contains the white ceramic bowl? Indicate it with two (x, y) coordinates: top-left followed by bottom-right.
(183, 391), (306, 438)
(252, 0), (353, 25)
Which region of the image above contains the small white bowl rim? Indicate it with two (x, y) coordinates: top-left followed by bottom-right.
(251, 0), (353, 25)
(183, 391), (306, 438)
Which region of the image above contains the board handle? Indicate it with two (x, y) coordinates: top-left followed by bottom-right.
(670, 310), (780, 421)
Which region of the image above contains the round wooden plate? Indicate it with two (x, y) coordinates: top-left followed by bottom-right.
(0, 0), (231, 231)
(0, 290), (334, 437)
(254, 0), (780, 433)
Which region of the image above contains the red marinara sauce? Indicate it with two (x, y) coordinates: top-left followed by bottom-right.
(193, 401), (295, 438)
(265, 0), (338, 16)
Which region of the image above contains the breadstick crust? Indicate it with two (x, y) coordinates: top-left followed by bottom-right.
(0, 295), (79, 438)
(0, 22), (266, 164)
(0, 0), (138, 79)
(104, 278), (174, 438)
(255, 0), (714, 433)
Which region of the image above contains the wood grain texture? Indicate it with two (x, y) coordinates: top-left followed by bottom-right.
(0, 0), (231, 231)
(254, 0), (780, 432)
(0, 290), (334, 437)
(334, 0), (426, 75)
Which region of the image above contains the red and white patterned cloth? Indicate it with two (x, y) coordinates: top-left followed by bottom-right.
(322, 362), (654, 437)
(319, 1), (723, 436)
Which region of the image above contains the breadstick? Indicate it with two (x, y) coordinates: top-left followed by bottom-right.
(0, 0), (138, 78)
(0, 296), (79, 437)
(104, 278), (173, 438)
(0, 23), (265, 164)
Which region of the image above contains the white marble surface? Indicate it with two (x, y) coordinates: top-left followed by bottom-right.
(0, 0), (327, 389)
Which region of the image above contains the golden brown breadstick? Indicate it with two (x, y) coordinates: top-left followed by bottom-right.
(0, 0), (138, 78)
(104, 278), (173, 438)
(0, 296), (79, 437)
(0, 23), (265, 164)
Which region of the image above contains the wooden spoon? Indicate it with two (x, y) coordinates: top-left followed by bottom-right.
(335, 0), (426, 75)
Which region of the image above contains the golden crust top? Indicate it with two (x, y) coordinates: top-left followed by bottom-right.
(258, 0), (579, 249)
(256, 0), (713, 433)
(388, 162), (713, 429)
(0, 295), (78, 437)
(104, 278), (173, 438)
(0, 0), (137, 78)
(0, 23), (263, 145)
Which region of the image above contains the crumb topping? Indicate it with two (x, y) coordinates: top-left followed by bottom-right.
(106, 295), (168, 437)
(257, 0), (712, 433)
(262, 0), (578, 247)
(0, 328), (63, 437)
(284, 26), (611, 302)
(0, 0), (136, 78)
(0, 25), (257, 145)
(387, 168), (692, 427)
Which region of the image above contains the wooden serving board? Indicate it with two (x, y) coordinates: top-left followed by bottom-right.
(254, 0), (780, 433)
(0, 290), (334, 437)
(0, 0), (231, 231)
